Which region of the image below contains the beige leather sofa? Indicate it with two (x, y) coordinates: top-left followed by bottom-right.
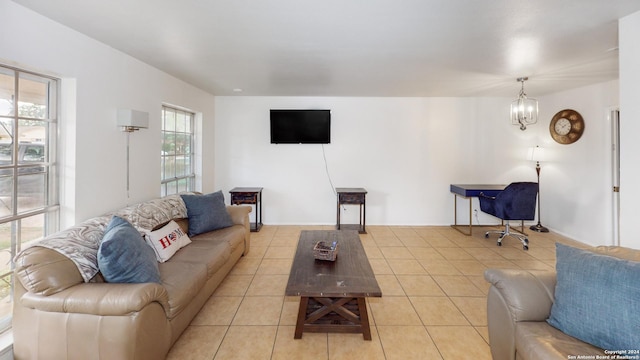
(12, 194), (251, 360)
(484, 245), (640, 360)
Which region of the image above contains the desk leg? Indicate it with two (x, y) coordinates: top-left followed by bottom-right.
(452, 194), (472, 236)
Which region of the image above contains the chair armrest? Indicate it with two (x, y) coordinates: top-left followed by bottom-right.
(20, 282), (170, 316)
(484, 269), (556, 360)
(478, 192), (496, 200)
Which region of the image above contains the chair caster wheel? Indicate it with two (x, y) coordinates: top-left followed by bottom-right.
(524, 238), (529, 244)
(523, 245), (529, 250)
(497, 241), (502, 247)
(485, 233), (489, 238)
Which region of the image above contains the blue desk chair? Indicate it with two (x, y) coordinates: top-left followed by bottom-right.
(478, 182), (538, 250)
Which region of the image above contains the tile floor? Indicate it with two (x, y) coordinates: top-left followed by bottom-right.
(166, 224), (585, 360)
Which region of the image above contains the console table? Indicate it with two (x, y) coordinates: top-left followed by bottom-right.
(229, 187), (263, 232)
(336, 188), (367, 234)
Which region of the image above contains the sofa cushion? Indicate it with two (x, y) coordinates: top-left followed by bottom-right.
(145, 220), (192, 262)
(169, 240), (231, 278)
(547, 244), (640, 351)
(181, 191), (233, 236)
(98, 216), (161, 284)
(192, 224), (245, 254)
(515, 322), (606, 359)
(158, 261), (207, 319)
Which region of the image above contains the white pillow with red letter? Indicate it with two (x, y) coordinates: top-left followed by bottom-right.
(145, 220), (191, 262)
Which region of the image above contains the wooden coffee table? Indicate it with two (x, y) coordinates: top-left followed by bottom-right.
(285, 230), (381, 340)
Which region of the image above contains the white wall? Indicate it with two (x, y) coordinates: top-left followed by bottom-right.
(215, 87), (620, 246)
(536, 81), (619, 246)
(0, 0), (217, 227)
(619, 10), (640, 249)
(215, 96), (539, 226)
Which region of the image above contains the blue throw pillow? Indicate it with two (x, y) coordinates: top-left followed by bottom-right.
(547, 243), (640, 350)
(98, 216), (161, 283)
(181, 191), (233, 236)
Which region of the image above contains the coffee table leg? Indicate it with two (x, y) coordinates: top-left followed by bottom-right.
(357, 297), (372, 340)
(294, 297), (309, 339)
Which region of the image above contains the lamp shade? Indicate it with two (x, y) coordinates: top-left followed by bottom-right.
(527, 145), (545, 162)
(117, 109), (149, 129)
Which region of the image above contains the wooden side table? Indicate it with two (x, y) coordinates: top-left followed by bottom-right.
(229, 187), (263, 232)
(336, 188), (367, 234)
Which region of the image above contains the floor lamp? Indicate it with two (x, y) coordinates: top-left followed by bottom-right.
(529, 145), (549, 232)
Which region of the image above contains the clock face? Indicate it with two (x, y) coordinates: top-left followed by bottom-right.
(549, 109), (584, 144)
(554, 118), (571, 136)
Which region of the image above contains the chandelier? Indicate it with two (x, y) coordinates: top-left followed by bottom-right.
(511, 77), (538, 131)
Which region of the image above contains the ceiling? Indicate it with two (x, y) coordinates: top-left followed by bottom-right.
(12, 0), (640, 97)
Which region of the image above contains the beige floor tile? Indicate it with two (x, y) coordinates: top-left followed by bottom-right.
(364, 245), (384, 259)
(375, 274), (407, 296)
(516, 260), (555, 271)
(480, 259), (519, 269)
(256, 258), (293, 274)
(476, 326), (490, 344)
(232, 296), (284, 325)
(270, 235), (300, 247)
(419, 259), (462, 275)
(213, 274), (253, 296)
(272, 326), (328, 360)
(449, 259), (487, 276)
(398, 236), (429, 247)
(264, 246), (296, 259)
(391, 227), (419, 237)
(167, 325), (227, 360)
(450, 296), (487, 326)
(214, 325), (277, 360)
(407, 247), (445, 260)
(432, 275), (484, 296)
(396, 275), (446, 296)
(524, 246), (556, 260)
(377, 325), (442, 360)
(467, 275), (491, 295)
(368, 296), (422, 325)
(279, 297), (301, 326)
(387, 259), (427, 275)
(427, 326), (492, 360)
(373, 235), (404, 247)
(424, 237), (457, 248)
(244, 245), (267, 259)
(464, 247), (505, 260)
(380, 246), (415, 259)
(250, 236), (273, 248)
(498, 247), (537, 260)
(246, 274), (289, 296)
(191, 296), (243, 325)
(328, 328), (386, 360)
(229, 257), (261, 275)
(410, 296), (469, 325)
(369, 259), (394, 274)
(435, 247), (475, 260)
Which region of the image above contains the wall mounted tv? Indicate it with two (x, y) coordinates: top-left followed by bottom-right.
(270, 109), (331, 144)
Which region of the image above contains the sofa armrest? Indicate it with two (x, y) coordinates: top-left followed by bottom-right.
(484, 269), (556, 360)
(20, 282), (170, 317)
(227, 205), (252, 255)
(227, 205), (251, 226)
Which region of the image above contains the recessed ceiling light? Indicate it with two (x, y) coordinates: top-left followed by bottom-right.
(232, 88), (243, 93)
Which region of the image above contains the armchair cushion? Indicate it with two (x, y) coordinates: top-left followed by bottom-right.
(547, 243), (640, 350)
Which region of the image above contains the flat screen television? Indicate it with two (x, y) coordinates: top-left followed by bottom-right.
(270, 109), (331, 144)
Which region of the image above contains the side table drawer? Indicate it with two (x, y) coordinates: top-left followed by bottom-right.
(231, 193), (257, 204)
(339, 193), (365, 204)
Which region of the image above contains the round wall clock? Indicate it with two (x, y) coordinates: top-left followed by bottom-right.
(549, 109), (584, 144)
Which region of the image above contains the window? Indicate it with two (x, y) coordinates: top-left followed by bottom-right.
(0, 64), (59, 332)
(161, 106), (194, 196)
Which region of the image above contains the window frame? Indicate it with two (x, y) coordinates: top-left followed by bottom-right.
(161, 105), (195, 196)
(0, 64), (59, 333)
